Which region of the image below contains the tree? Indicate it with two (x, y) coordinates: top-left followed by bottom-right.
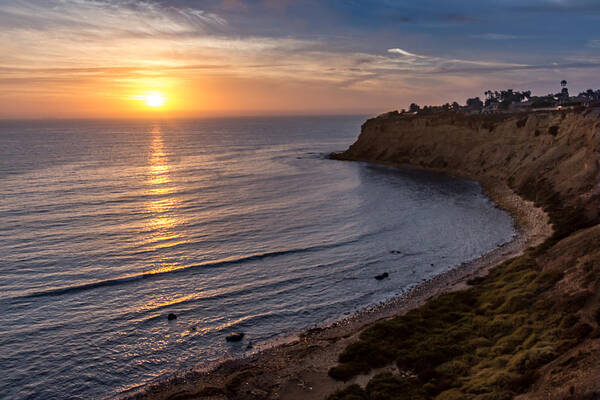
(466, 97), (484, 110)
(530, 93), (557, 108)
(409, 103), (420, 113)
(579, 89), (600, 101)
(484, 90), (498, 107)
(481, 89), (532, 109)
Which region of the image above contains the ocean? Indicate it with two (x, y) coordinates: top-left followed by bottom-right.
(0, 116), (515, 399)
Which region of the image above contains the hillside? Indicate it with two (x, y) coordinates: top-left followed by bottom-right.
(126, 110), (600, 400)
(329, 109), (600, 399)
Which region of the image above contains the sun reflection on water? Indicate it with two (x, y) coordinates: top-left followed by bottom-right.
(143, 126), (186, 255)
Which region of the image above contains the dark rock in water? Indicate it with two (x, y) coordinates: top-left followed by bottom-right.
(375, 272), (389, 281)
(390, 250), (402, 254)
(167, 313), (177, 321)
(226, 332), (245, 342)
(246, 342), (253, 350)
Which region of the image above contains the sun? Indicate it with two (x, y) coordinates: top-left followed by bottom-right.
(144, 92), (166, 108)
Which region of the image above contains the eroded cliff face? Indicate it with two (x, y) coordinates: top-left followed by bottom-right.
(332, 110), (600, 399)
(336, 110), (600, 225)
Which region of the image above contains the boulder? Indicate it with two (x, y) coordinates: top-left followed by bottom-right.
(167, 313), (177, 321)
(375, 273), (389, 281)
(226, 332), (245, 342)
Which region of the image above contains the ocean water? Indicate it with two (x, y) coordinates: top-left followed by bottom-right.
(0, 116), (515, 399)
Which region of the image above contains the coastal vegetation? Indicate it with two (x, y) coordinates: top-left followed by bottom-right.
(327, 250), (594, 399)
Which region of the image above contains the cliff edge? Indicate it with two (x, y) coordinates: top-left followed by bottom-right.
(334, 110), (599, 223)
(330, 109), (600, 399)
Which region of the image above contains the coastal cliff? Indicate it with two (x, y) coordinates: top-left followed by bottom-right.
(334, 110), (599, 224)
(129, 111), (600, 400)
(330, 110), (600, 399)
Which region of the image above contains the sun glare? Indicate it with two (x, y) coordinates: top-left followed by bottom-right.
(144, 92), (166, 108)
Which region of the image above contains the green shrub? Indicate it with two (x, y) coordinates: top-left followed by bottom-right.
(327, 254), (571, 399)
(327, 374), (427, 400)
(366, 373), (426, 400)
(329, 362), (370, 382)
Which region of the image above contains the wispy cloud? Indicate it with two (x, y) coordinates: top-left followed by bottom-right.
(387, 48), (424, 57)
(384, 48), (528, 74)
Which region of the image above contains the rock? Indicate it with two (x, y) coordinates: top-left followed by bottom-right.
(246, 342), (253, 350)
(226, 332), (245, 342)
(167, 313), (177, 321)
(375, 272), (389, 280)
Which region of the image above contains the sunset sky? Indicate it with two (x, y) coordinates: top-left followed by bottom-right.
(2, 0), (600, 118)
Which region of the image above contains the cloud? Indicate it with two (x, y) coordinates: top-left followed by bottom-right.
(0, 0), (317, 72)
(384, 48), (528, 74)
(0, 0), (226, 37)
(387, 48), (423, 57)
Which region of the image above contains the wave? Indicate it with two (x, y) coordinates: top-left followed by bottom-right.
(15, 240), (358, 300)
(129, 259), (361, 320)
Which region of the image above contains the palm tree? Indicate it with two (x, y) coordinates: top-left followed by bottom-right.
(559, 80), (569, 106)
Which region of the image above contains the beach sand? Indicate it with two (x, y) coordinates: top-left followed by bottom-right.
(121, 176), (552, 400)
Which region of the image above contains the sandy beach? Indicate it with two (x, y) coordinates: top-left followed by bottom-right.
(122, 171), (552, 400)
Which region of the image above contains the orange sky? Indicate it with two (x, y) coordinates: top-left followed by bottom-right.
(2, 1), (600, 119)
